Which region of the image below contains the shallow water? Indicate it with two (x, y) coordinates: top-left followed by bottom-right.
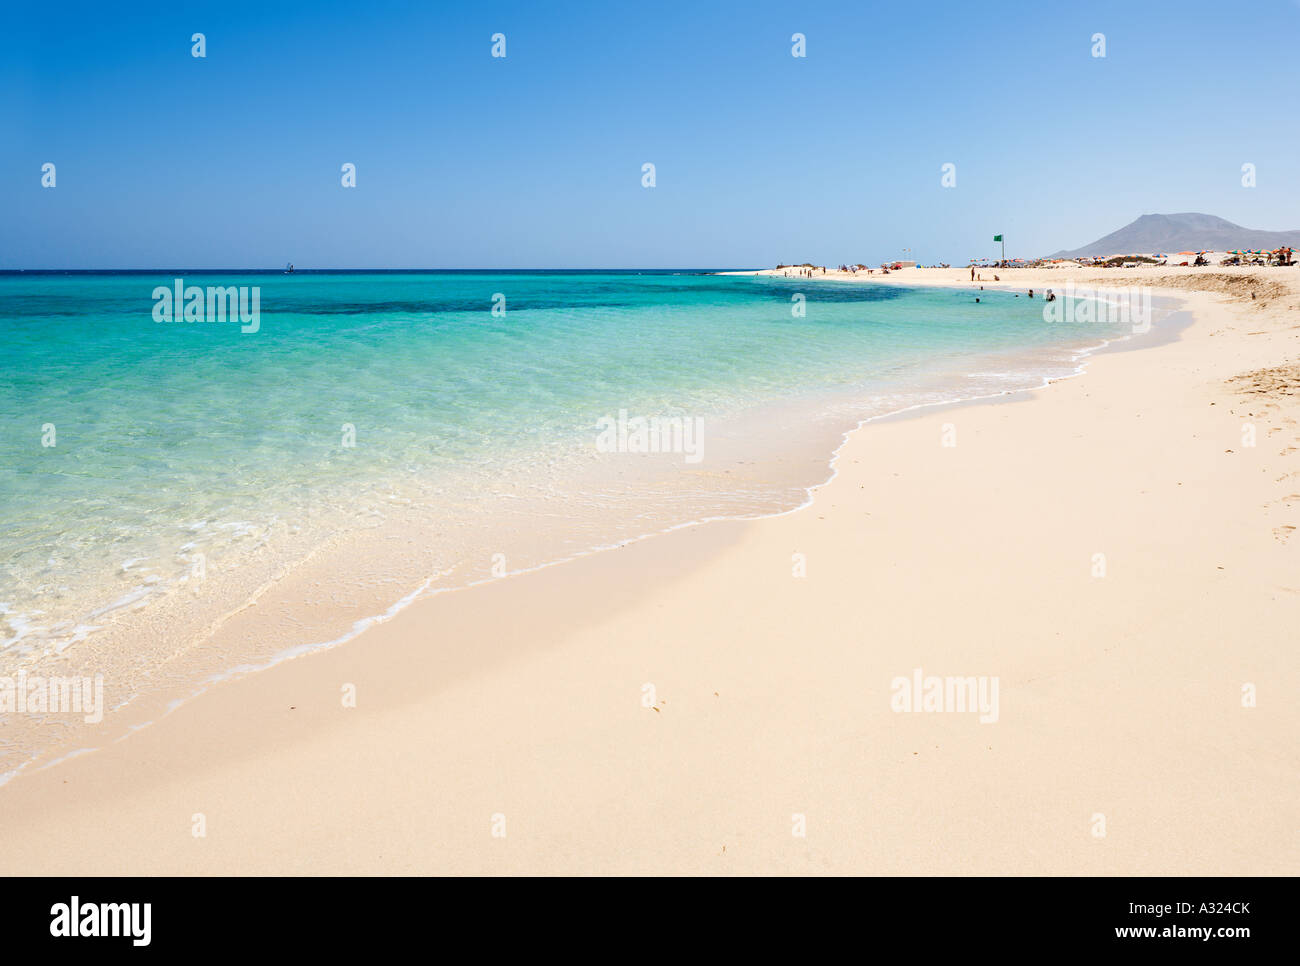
(0, 270), (1141, 751)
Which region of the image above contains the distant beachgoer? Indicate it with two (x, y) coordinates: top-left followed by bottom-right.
(970, 267), (975, 280)
(975, 298), (980, 303)
(994, 275), (1000, 281)
(1028, 289), (1034, 298)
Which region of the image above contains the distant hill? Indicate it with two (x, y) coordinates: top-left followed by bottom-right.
(1050, 213), (1300, 258)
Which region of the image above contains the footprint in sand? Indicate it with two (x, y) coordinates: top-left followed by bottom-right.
(1273, 525), (1296, 543)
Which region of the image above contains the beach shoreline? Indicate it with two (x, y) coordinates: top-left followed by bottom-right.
(0, 272), (1142, 784)
(2, 265), (1296, 875)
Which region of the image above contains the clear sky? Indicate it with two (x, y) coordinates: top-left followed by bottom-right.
(3, 0), (1298, 269)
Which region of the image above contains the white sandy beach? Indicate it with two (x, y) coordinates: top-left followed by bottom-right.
(1, 265), (1296, 875)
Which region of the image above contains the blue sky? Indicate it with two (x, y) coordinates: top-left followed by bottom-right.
(3, 0), (1298, 268)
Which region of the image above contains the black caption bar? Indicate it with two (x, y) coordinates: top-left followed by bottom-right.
(3, 876), (1285, 952)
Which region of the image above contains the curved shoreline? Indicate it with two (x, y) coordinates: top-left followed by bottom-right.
(1, 280), (1186, 785)
(2, 266), (1295, 876)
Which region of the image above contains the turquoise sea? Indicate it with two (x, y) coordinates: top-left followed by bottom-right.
(0, 271), (1139, 691)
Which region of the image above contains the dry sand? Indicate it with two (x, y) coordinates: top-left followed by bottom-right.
(2, 265), (1297, 875)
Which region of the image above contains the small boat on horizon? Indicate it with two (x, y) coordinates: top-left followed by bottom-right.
(284, 262), (295, 274)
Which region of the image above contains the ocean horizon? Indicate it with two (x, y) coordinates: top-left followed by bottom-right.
(0, 268), (760, 275)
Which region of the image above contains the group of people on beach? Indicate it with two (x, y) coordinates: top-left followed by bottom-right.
(973, 283), (1053, 304)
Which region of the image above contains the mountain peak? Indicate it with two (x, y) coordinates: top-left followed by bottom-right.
(1051, 213), (1295, 258)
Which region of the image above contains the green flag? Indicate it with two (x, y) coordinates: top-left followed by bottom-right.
(993, 234), (1003, 242)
